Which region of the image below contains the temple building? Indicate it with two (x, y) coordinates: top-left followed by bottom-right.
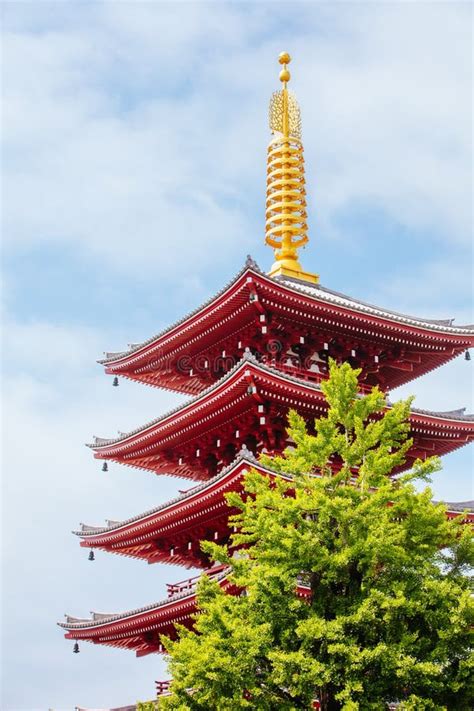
(59, 54), (474, 701)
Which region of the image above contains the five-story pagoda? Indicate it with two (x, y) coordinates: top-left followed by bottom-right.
(59, 54), (474, 696)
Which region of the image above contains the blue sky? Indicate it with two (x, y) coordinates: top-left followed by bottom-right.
(2, 2), (472, 709)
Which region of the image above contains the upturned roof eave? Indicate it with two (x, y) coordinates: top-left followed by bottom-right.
(59, 569), (232, 631)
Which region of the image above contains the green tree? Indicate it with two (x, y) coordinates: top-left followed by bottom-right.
(161, 361), (473, 710)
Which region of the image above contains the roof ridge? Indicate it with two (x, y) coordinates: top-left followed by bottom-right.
(410, 405), (473, 421)
(277, 276), (474, 333)
(59, 569), (231, 629)
(98, 260), (262, 365)
(74, 449), (270, 537)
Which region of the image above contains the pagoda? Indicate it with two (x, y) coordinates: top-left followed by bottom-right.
(59, 54), (474, 698)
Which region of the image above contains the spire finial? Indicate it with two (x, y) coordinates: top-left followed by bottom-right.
(278, 52), (291, 87)
(265, 54), (318, 284)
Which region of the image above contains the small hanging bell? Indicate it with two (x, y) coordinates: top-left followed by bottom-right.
(102, 462), (108, 472)
(88, 550), (95, 561)
(73, 642), (80, 653)
(112, 377), (119, 387)
(465, 350), (471, 361)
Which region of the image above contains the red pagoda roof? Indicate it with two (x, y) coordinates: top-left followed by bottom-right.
(99, 260), (474, 394)
(59, 567), (235, 656)
(75, 452), (270, 568)
(89, 355), (474, 480)
(75, 452), (474, 568)
(59, 565), (310, 656)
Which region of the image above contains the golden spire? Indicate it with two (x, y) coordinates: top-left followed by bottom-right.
(265, 52), (318, 283)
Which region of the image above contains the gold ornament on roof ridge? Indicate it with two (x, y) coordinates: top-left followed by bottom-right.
(265, 52), (318, 284)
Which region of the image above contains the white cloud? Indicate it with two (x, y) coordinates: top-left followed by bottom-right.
(3, 3), (472, 282)
(5, 320), (103, 373)
(300, 3), (472, 245)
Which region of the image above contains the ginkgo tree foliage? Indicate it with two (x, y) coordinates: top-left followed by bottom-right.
(158, 361), (473, 711)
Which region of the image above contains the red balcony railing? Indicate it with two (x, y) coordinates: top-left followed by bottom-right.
(166, 565), (228, 598)
(274, 360), (373, 393)
(155, 679), (171, 696)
